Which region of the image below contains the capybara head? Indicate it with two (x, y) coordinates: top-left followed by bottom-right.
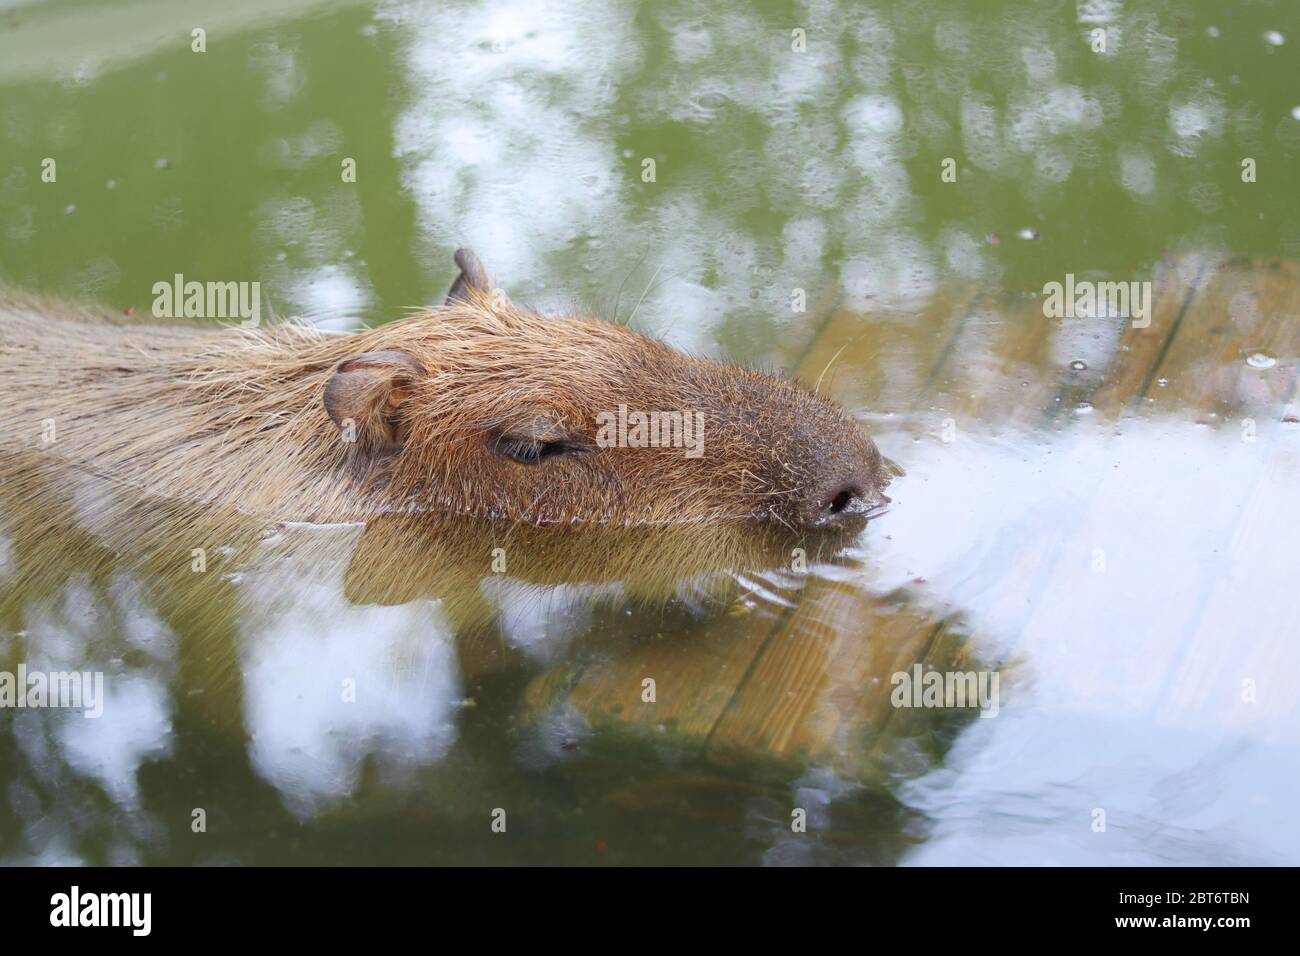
(321, 249), (891, 529)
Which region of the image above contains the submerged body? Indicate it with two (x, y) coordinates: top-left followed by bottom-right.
(0, 250), (889, 529)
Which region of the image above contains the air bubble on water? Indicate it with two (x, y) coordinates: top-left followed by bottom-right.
(63, 204), (76, 215)
(153, 157), (171, 169)
(1246, 351), (1277, 369)
(1263, 31), (1284, 46)
(1069, 359), (1088, 371)
(1207, 26), (1220, 38)
(105, 179), (117, 190)
(693, 90), (727, 113)
(1017, 228), (1039, 240)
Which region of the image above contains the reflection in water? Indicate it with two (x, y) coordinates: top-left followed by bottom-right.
(0, 0), (351, 83)
(0, 0), (1297, 864)
(876, 418), (1300, 864)
(2, 395), (1297, 863)
(234, 531), (461, 816)
(0, 463), (874, 858)
(877, 419), (1300, 733)
(21, 574), (176, 811)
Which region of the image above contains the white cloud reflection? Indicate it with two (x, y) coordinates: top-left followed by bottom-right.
(863, 418), (1300, 863)
(235, 525), (461, 816)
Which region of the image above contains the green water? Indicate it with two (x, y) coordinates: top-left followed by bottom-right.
(3, 0), (1295, 343)
(1, 0), (1298, 865)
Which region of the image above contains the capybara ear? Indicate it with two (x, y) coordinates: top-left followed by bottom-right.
(323, 349), (425, 450)
(444, 247), (492, 305)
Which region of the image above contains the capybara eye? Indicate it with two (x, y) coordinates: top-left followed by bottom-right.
(494, 435), (580, 465)
(493, 411), (589, 465)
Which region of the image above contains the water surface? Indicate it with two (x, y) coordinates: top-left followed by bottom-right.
(1, 0), (1298, 865)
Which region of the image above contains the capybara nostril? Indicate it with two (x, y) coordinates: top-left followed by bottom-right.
(800, 470), (894, 530)
(823, 482), (864, 516)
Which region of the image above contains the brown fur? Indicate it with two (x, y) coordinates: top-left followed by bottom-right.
(0, 252), (889, 529)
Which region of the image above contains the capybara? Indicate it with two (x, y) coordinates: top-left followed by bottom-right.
(0, 249), (890, 529)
